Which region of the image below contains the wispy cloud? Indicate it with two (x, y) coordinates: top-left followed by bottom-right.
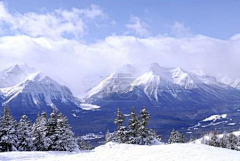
(171, 21), (192, 37)
(0, 2), (104, 39)
(125, 16), (150, 37)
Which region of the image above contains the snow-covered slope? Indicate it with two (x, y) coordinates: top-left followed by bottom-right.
(86, 62), (240, 104)
(0, 142), (240, 161)
(0, 64), (36, 88)
(85, 64), (138, 100)
(229, 79), (240, 90)
(0, 72), (81, 110)
(0, 64), (85, 117)
(194, 130), (240, 144)
(188, 114), (233, 131)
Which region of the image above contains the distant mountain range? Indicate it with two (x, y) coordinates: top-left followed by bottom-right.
(84, 63), (240, 138)
(1, 63), (240, 141)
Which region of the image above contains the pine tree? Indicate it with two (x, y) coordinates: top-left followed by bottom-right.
(137, 107), (155, 145)
(227, 133), (238, 150)
(219, 131), (228, 148)
(54, 113), (79, 151)
(114, 108), (128, 143)
(46, 109), (58, 150)
(189, 135), (194, 142)
(180, 133), (185, 143)
(128, 107), (139, 144)
(114, 108), (125, 130)
(105, 129), (111, 142)
(32, 112), (50, 151)
(16, 115), (33, 151)
(0, 106), (18, 152)
(80, 137), (92, 150)
(208, 131), (220, 147)
(168, 129), (183, 144)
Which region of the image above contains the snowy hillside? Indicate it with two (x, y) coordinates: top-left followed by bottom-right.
(85, 64), (138, 99)
(230, 79), (240, 90)
(0, 72), (81, 108)
(0, 64), (85, 120)
(0, 64), (36, 88)
(86, 62), (240, 105)
(0, 142), (239, 161)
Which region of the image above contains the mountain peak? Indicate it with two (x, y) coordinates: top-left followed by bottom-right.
(0, 63), (36, 88)
(149, 63), (169, 75)
(116, 64), (137, 75)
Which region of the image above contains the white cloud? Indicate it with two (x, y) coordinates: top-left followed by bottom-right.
(125, 16), (150, 37)
(1, 34), (240, 97)
(0, 2), (104, 38)
(171, 21), (192, 37)
(0, 2), (240, 98)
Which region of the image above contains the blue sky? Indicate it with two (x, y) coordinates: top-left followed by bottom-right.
(0, 0), (240, 96)
(3, 0), (240, 42)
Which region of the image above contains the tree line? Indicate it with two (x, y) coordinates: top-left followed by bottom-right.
(106, 107), (161, 145)
(201, 131), (240, 151)
(0, 105), (79, 152)
(106, 107), (240, 151)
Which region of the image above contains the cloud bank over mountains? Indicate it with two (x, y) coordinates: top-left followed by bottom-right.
(0, 2), (240, 97)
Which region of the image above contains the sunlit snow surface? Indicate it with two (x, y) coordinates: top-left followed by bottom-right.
(0, 142), (240, 161)
(80, 103), (100, 110)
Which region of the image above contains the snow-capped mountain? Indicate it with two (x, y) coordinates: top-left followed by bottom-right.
(1, 72), (81, 109)
(84, 63), (240, 138)
(0, 64), (36, 88)
(86, 63), (240, 105)
(85, 64), (138, 100)
(0, 64), (83, 119)
(229, 79), (240, 90)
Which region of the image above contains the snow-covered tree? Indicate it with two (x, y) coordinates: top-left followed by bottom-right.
(17, 115), (33, 151)
(32, 112), (50, 151)
(54, 113), (79, 151)
(168, 129), (183, 144)
(128, 107), (140, 144)
(0, 106), (18, 152)
(114, 108), (128, 143)
(105, 129), (111, 142)
(137, 107), (156, 145)
(114, 108), (125, 130)
(180, 133), (185, 143)
(219, 131), (228, 148)
(46, 109), (58, 151)
(189, 135), (194, 142)
(227, 133), (238, 150)
(80, 137), (92, 150)
(208, 131), (220, 147)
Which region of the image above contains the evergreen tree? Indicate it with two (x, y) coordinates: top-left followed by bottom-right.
(0, 106), (18, 152)
(137, 107), (155, 145)
(219, 131), (228, 148)
(114, 108), (128, 143)
(168, 129), (183, 144)
(114, 108), (125, 130)
(17, 115), (33, 151)
(105, 129), (111, 142)
(200, 133), (207, 144)
(128, 107), (139, 144)
(208, 131), (220, 147)
(54, 113), (79, 151)
(189, 135), (194, 142)
(80, 137), (92, 150)
(32, 112), (50, 151)
(227, 133), (238, 150)
(46, 109), (58, 150)
(180, 133), (185, 143)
